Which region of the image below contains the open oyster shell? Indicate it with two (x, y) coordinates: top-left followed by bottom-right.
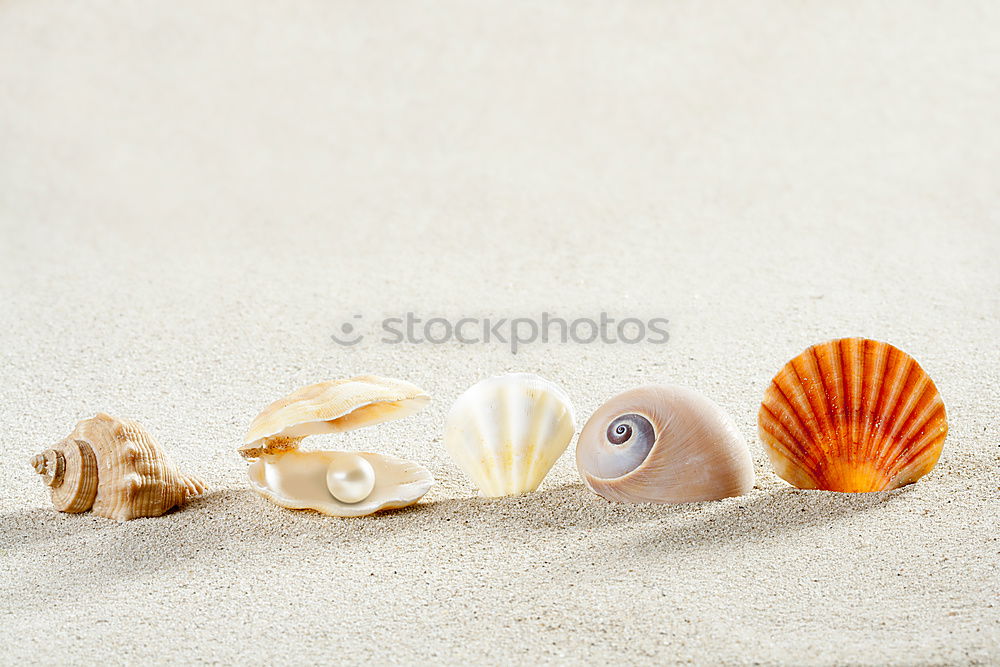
(239, 375), (434, 516)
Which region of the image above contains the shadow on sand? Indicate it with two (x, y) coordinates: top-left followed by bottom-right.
(1, 481), (913, 574)
(406, 481), (913, 549)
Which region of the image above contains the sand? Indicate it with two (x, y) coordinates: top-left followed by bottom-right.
(1, 1), (998, 664)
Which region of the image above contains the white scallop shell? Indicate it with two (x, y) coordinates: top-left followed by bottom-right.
(444, 373), (576, 497)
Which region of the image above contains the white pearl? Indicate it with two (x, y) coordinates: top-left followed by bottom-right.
(325, 453), (376, 504)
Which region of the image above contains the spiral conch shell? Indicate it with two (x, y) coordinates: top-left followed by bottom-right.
(759, 338), (947, 492)
(30, 413), (207, 520)
(444, 373), (576, 497)
(576, 386), (754, 504)
(240, 376), (434, 516)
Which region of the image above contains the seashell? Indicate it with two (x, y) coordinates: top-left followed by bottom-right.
(239, 375), (434, 516)
(759, 338), (947, 492)
(247, 450), (433, 517)
(444, 373), (576, 497)
(30, 413), (207, 521)
(239, 375), (430, 460)
(576, 385), (754, 504)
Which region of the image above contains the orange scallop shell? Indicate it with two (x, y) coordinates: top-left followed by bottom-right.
(758, 338), (947, 492)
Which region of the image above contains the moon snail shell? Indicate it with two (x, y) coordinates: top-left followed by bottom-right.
(576, 385), (755, 504)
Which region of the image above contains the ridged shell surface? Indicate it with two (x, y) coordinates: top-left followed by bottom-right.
(240, 376), (430, 459)
(444, 373), (576, 497)
(759, 338), (947, 492)
(576, 385), (754, 504)
(31, 413), (207, 520)
(247, 451), (434, 517)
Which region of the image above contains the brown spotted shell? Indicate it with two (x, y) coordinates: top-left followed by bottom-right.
(758, 338), (947, 492)
(31, 413), (206, 520)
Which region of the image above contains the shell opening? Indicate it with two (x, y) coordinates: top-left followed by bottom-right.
(580, 412), (657, 480)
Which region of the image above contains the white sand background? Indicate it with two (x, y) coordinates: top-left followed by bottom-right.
(1, 1), (998, 664)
